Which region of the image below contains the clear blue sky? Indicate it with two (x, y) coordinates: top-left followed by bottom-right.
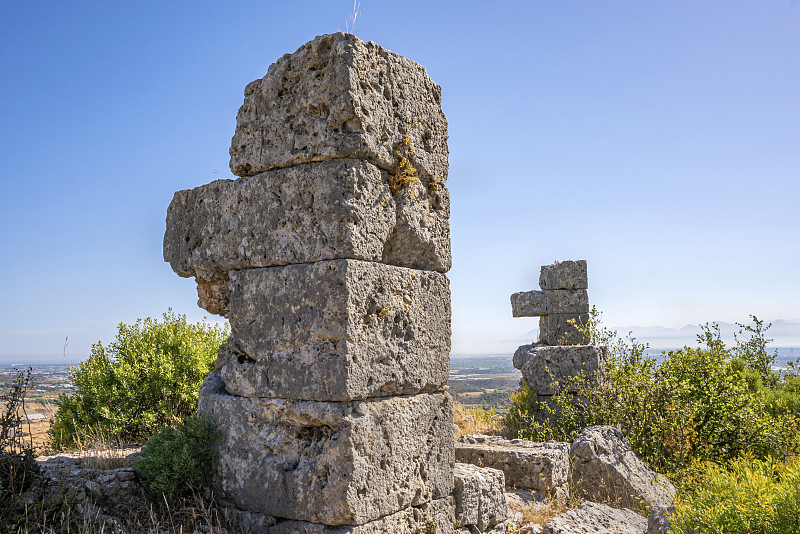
(1, 1), (798, 363)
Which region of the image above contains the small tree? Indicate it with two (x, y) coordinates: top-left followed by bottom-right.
(52, 310), (228, 448)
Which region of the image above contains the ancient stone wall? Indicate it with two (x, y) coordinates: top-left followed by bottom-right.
(511, 260), (606, 417)
(164, 33), (455, 533)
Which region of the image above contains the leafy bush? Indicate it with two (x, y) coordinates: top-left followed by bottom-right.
(672, 454), (800, 533)
(52, 310), (228, 448)
(134, 415), (219, 504)
(504, 309), (800, 474)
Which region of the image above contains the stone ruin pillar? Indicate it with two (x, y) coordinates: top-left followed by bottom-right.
(164, 33), (455, 532)
(510, 260), (606, 418)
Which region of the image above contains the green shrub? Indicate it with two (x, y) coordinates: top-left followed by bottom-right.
(135, 414), (219, 504)
(672, 454), (800, 533)
(504, 309), (800, 474)
(52, 310), (228, 448)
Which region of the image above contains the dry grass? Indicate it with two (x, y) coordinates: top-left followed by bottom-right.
(8, 491), (237, 534)
(506, 489), (569, 529)
(453, 402), (506, 439)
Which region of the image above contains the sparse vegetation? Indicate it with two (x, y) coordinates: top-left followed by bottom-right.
(504, 308), (800, 474)
(453, 402), (504, 438)
(504, 308), (800, 531)
(0, 368), (45, 531)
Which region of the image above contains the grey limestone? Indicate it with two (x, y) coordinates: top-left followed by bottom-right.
(217, 259), (450, 401)
(538, 261), (587, 290)
(538, 313), (589, 345)
(269, 497), (456, 534)
(455, 435), (569, 495)
(542, 502), (647, 534)
(164, 158), (451, 316)
(647, 505), (676, 534)
(229, 33), (449, 185)
(510, 290), (589, 317)
(453, 463), (509, 532)
(198, 371), (454, 526)
(570, 426), (676, 515)
(513, 345), (606, 395)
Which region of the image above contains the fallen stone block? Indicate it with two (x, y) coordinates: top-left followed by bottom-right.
(164, 158), (451, 312)
(510, 290), (589, 317)
(539, 260), (587, 290)
(229, 33), (449, 186)
(269, 497), (456, 534)
(454, 463), (509, 532)
(543, 502), (646, 534)
(570, 426), (676, 514)
(199, 371), (454, 526)
(538, 313), (589, 345)
(216, 259), (450, 401)
(513, 345), (606, 395)
(455, 435), (569, 495)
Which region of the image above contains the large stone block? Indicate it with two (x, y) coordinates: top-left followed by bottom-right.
(455, 435), (569, 495)
(513, 345), (606, 395)
(199, 372), (454, 526)
(570, 426), (676, 514)
(269, 497), (455, 534)
(454, 463), (509, 532)
(543, 502), (647, 534)
(164, 159), (451, 315)
(538, 313), (589, 345)
(539, 260), (587, 290)
(215, 259), (450, 401)
(510, 290), (589, 317)
(229, 33), (449, 185)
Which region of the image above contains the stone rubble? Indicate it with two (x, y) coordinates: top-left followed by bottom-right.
(164, 32), (457, 532)
(455, 435), (569, 500)
(453, 463), (509, 533)
(36, 448), (144, 509)
(542, 501), (647, 534)
(570, 426), (676, 515)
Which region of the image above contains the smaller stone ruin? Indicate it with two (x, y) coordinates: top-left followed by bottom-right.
(510, 260), (606, 418)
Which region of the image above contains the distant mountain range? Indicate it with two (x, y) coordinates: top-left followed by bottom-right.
(520, 319), (800, 349)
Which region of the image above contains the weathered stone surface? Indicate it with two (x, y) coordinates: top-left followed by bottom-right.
(570, 426), (676, 514)
(454, 463), (509, 532)
(455, 435), (569, 494)
(539, 260), (587, 290)
(543, 502), (647, 534)
(513, 345), (606, 395)
(510, 290), (589, 317)
(199, 371), (454, 526)
(216, 259), (450, 401)
(647, 505), (676, 534)
(222, 507), (278, 534)
(270, 497), (455, 534)
(229, 33), (449, 185)
(538, 313), (589, 345)
(164, 159), (451, 315)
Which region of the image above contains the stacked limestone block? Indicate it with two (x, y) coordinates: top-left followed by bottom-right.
(164, 33), (454, 532)
(511, 261), (605, 421)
